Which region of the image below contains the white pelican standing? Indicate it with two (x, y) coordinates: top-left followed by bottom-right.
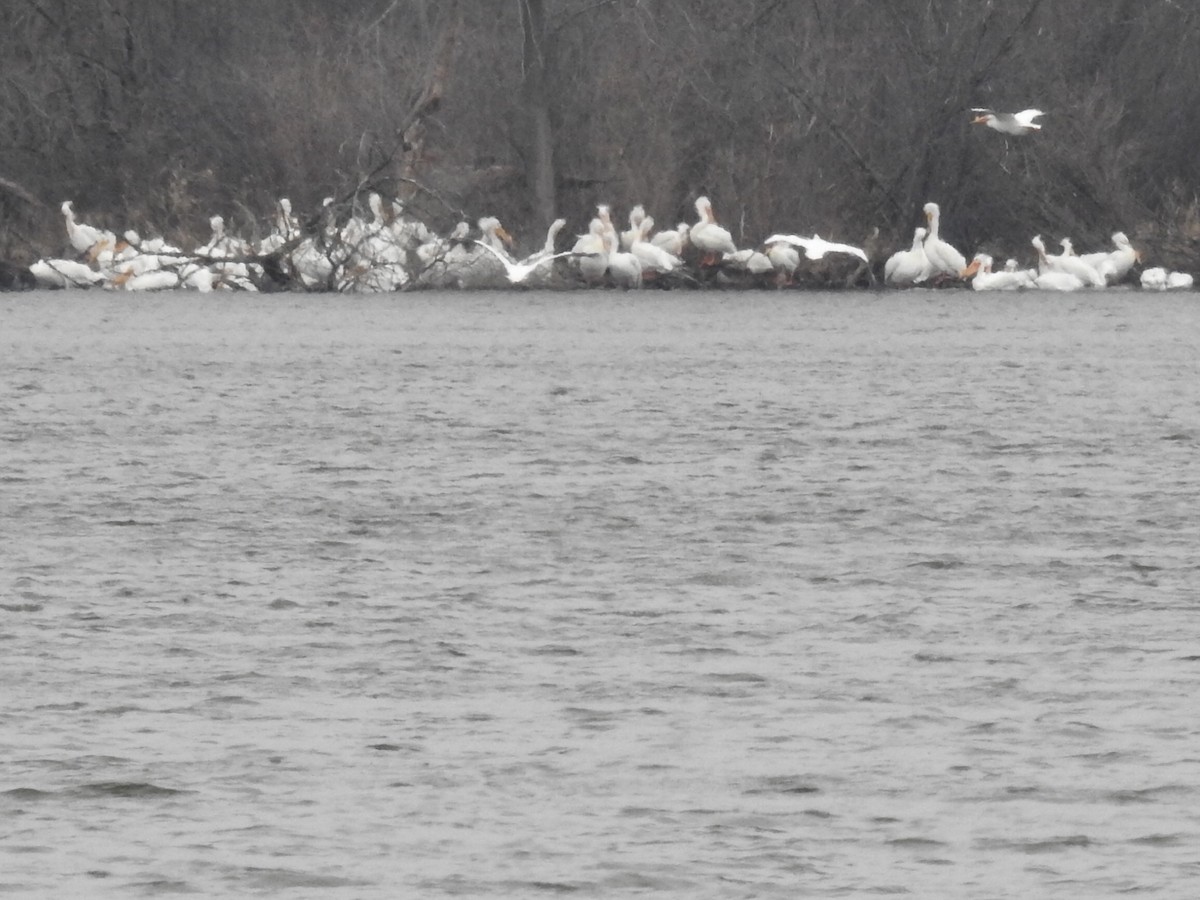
(970, 108), (1045, 135)
(571, 217), (609, 285)
(597, 204), (642, 288)
(764, 238), (800, 283)
(922, 202), (967, 278)
(884, 227), (933, 286)
(620, 205), (646, 251)
(690, 196), (737, 265)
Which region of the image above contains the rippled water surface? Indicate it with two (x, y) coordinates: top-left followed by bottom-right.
(3, 288), (1200, 898)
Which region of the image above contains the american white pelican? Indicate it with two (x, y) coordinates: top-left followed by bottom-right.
(571, 217), (609, 285)
(259, 198), (299, 254)
(470, 224), (582, 285)
(1079, 232), (1139, 283)
(1141, 267), (1194, 291)
(1140, 267), (1167, 290)
(723, 248), (775, 275)
(764, 233), (868, 263)
(197, 215), (249, 259)
(1036, 270), (1085, 291)
(111, 269), (180, 291)
(764, 238), (800, 283)
(630, 217), (683, 275)
(1167, 271), (1194, 290)
(1031, 235), (1105, 287)
(970, 108), (1045, 135)
(620, 205), (646, 251)
(922, 203), (967, 278)
(61, 201), (116, 258)
(597, 205), (642, 288)
(478, 216), (515, 256)
(690, 196), (737, 264)
(651, 222), (689, 257)
(30, 258), (106, 288)
(180, 263), (215, 293)
(961, 253), (1031, 291)
(883, 227), (933, 286)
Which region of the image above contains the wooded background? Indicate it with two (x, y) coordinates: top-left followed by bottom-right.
(2, 0), (1198, 269)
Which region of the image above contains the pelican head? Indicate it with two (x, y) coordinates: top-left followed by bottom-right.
(961, 253), (990, 279)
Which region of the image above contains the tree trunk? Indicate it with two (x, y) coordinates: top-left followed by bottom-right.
(519, 0), (556, 228)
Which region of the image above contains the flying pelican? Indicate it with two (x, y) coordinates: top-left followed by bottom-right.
(471, 221), (583, 285)
(970, 108), (1045, 135)
(922, 202), (966, 278)
(764, 233), (868, 263)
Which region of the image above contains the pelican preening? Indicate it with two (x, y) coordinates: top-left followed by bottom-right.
(884, 227), (933, 286)
(690, 196), (738, 265)
(971, 108), (1045, 135)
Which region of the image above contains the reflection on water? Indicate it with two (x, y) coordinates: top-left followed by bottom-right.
(2, 289), (1200, 898)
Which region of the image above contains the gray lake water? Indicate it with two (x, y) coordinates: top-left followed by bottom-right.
(3, 288), (1200, 898)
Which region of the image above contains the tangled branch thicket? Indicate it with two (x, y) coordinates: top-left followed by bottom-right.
(2, 0), (1198, 270)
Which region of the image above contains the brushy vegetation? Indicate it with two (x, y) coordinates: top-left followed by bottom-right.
(2, 0), (1198, 271)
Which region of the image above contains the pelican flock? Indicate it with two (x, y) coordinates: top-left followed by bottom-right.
(3, 107), (1191, 294)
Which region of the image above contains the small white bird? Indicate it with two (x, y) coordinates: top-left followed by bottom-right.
(762, 233), (868, 263)
(970, 108), (1045, 135)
